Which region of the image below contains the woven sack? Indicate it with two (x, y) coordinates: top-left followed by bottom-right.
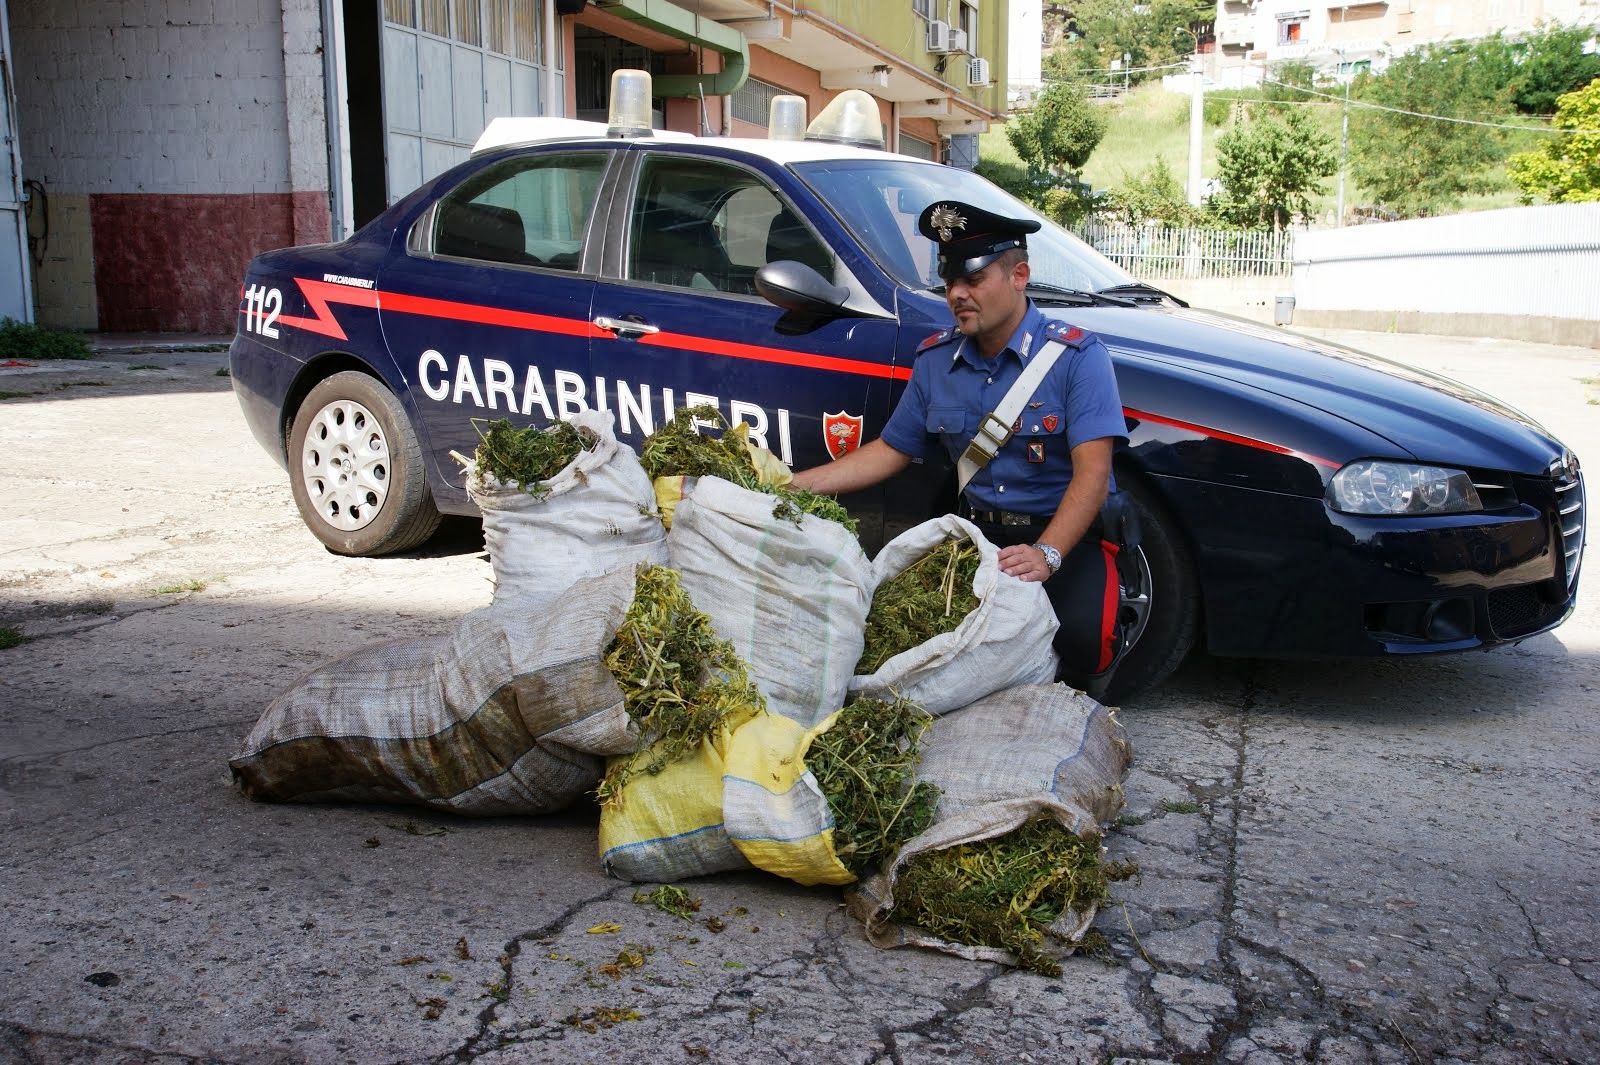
(229, 566), (641, 816)
(468, 408), (666, 607)
(846, 683), (1132, 968)
(851, 516), (1058, 714)
(668, 476), (871, 727)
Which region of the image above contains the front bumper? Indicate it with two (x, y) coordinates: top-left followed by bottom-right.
(1160, 471), (1584, 658)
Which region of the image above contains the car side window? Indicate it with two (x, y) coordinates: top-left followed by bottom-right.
(627, 156), (831, 295)
(431, 152), (606, 271)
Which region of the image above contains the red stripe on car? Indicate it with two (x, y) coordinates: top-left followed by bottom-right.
(1123, 406), (1340, 469)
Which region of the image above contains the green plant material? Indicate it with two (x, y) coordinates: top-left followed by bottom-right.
(471, 417), (596, 496)
(0, 625), (25, 650)
(597, 565), (765, 803)
(127, 364), (166, 371)
(388, 819), (450, 836)
(0, 390), (31, 400)
(632, 885), (702, 920)
(153, 578), (208, 595)
(563, 1007), (641, 1032)
(0, 317), (93, 361)
(888, 817), (1138, 977)
(857, 537), (980, 674)
(1160, 798), (1202, 814)
(1212, 107), (1338, 230)
(807, 696), (941, 877)
(215, 367), (231, 377)
(55, 380), (108, 390)
(1005, 77), (1107, 175)
(641, 404), (857, 533)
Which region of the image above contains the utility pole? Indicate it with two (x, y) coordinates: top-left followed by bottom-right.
(1176, 29), (1204, 206)
(1336, 51), (1351, 227)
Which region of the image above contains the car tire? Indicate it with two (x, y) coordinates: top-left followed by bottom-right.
(287, 371), (441, 557)
(1088, 475), (1201, 706)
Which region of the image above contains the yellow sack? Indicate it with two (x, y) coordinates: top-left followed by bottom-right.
(722, 711), (854, 887)
(651, 423), (792, 530)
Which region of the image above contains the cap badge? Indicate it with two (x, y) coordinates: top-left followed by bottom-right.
(929, 205), (966, 242)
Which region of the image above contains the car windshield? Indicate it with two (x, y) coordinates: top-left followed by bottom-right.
(790, 158), (1134, 293)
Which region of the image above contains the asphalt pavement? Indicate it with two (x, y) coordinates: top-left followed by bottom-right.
(0, 328), (1596, 1064)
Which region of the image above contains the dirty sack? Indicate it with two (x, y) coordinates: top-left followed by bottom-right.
(850, 515), (1059, 714)
(466, 408), (665, 606)
(667, 475), (872, 728)
(846, 682), (1132, 970)
(228, 566), (642, 816)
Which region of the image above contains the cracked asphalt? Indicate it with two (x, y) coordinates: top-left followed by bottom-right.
(0, 329), (1596, 1065)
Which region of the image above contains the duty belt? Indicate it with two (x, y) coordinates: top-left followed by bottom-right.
(962, 505), (1051, 527)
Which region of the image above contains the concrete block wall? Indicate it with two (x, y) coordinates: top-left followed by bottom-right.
(12, 0), (330, 332)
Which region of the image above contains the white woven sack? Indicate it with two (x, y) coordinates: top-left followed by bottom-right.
(846, 683), (1132, 967)
(850, 515), (1058, 714)
(667, 476), (872, 727)
(229, 566), (643, 816)
(468, 408), (666, 608)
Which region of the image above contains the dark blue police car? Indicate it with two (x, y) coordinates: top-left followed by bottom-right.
(229, 79), (1585, 701)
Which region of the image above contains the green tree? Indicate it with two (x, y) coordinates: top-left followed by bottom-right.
(1348, 44), (1511, 216)
(1104, 156), (1204, 226)
(1507, 78), (1600, 203)
(1047, 0), (1209, 89)
(1466, 24), (1600, 115)
(1005, 78), (1107, 174)
(1212, 108), (1337, 229)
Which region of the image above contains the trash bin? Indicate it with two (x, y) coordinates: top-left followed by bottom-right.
(1274, 295), (1295, 326)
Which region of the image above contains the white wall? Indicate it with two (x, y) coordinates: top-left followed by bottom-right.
(12, 0), (292, 195)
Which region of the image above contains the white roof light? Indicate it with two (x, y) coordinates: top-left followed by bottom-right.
(607, 69), (654, 138)
(768, 94), (808, 142)
(805, 89), (885, 150)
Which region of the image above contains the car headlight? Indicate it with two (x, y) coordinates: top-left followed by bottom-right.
(1328, 460), (1483, 515)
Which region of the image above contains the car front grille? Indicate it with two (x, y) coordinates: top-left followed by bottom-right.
(1556, 471), (1584, 593)
(1487, 585), (1565, 638)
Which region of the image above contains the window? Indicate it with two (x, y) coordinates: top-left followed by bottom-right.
(731, 78), (794, 127)
(958, 2), (978, 52)
(1276, 14), (1307, 42)
(430, 153), (606, 270)
(900, 133), (937, 161)
(628, 157), (831, 294)
(384, 0), (416, 28)
(913, 0), (934, 17)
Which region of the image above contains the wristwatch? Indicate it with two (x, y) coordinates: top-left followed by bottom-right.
(1032, 542), (1062, 575)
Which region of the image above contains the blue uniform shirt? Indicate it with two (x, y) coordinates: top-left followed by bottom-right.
(881, 303), (1126, 515)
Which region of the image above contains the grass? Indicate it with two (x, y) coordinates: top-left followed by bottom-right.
(0, 317), (93, 361)
(153, 577), (210, 595)
(127, 364), (166, 371)
(986, 80), (1544, 224)
(0, 390), (31, 400)
(1160, 798), (1202, 814)
(0, 625), (25, 649)
(215, 367), (230, 377)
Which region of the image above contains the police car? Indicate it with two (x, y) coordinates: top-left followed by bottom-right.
(230, 72), (1585, 701)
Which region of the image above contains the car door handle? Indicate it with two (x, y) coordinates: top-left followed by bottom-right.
(594, 316), (660, 336)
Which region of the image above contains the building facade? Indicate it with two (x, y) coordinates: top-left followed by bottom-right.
(1211, 0), (1600, 86)
(5, 0), (1008, 333)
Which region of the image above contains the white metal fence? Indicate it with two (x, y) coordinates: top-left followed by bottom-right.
(1075, 221), (1297, 279)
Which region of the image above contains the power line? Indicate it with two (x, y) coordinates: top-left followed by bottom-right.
(1258, 73), (1600, 134)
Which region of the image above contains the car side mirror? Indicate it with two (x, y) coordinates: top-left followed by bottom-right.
(755, 260), (851, 316)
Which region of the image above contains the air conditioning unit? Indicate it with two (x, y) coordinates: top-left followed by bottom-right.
(926, 19), (953, 53)
(950, 28), (969, 52)
(967, 57), (990, 86)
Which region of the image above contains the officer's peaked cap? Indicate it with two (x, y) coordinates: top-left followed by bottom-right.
(917, 200), (1042, 281)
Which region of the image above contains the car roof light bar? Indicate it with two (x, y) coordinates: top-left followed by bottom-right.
(607, 69), (656, 138)
(804, 89), (885, 150)
(768, 95), (808, 141)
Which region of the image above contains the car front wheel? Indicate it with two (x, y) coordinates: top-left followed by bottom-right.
(1089, 475), (1201, 705)
(287, 371), (441, 557)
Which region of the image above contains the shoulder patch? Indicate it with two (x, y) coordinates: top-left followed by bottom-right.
(917, 328), (958, 353)
(1044, 320), (1087, 346)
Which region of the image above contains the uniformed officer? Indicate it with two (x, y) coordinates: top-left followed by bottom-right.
(790, 200), (1127, 687)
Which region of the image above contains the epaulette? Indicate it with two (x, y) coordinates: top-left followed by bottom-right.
(916, 328), (959, 353)
(1043, 320), (1088, 347)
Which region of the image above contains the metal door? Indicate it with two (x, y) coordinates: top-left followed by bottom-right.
(0, 0), (32, 323)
